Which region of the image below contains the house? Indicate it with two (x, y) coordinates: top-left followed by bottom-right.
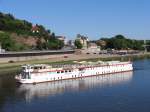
(67, 40), (75, 46)
(87, 42), (101, 53)
(76, 34), (89, 49)
(88, 43), (98, 49)
(81, 42), (101, 54)
(56, 36), (67, 45)
(31, 25), (40, 33)
(0, 43), (5, 53)
(56, 36), (66, 41)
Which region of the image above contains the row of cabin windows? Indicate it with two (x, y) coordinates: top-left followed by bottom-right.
(53, 68), (127, 80)
(57, 70), (72, 74)
(52, 75), (82, 80)
(55, 69), (124, 80)
(31, 66), (46, 70)
(88, 65), (126, 70)
(56, 65), (127, 74)
(56, 65), (127, 72)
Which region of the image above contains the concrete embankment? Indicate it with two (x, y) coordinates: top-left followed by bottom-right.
(0, 52), (150, 74)
(0, 54), (70, 63)
(0, 50), (74, 63)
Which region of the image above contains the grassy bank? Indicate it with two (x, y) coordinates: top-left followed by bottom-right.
(0, 53), (150, 75)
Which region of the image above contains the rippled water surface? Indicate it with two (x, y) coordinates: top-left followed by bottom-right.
(0, 59), (150, 112)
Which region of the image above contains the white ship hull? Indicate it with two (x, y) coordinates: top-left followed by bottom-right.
(16, 62), (133, 84)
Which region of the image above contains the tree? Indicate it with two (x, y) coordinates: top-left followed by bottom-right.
(0, 32), (14, 51)
(132, 40), (144, 50)
(36, 39), (43, 50)
(50, 32), (56, 39)
(96, 40), (107, 49)
(47, 30), (51, 34)
(74, 39), (83, 49)
(114, 35), (126, 39)
(98, 35), (144, 50)
(0, 32), (28, 51)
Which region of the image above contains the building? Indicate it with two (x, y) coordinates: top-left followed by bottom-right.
(67, 40), (75, 46)
(76, 34), (89, 49)
(56, 36), (67, 45)
(0, 43), (5, 53)
(81, 42), (101, 54)
(87, 43), (101, 53)
(56, 36), (65, 41)
(31, 25), (40, 33)
(88, 43), (98, 49)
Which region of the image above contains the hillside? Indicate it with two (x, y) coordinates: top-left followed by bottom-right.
(0, 12), (64, 51)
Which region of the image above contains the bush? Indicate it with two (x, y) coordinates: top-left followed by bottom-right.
(74, 39), (83, 49)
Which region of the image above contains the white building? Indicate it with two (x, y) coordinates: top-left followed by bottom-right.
(82, 42), (101, 54)
(56, 36), (67, 45)
(0, 44), (5, 53)
(76, 34), (89, 49)
(88, 43), (100, 53)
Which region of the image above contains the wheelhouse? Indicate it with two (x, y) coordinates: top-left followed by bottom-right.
(19, 64), (50, 79)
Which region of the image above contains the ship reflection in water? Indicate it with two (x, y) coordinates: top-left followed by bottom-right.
(17, 71), (133, 101)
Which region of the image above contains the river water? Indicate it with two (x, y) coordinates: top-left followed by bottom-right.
(0, 59), (150, 112)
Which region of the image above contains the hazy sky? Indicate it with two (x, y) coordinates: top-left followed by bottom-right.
(0, 0), (150, 40)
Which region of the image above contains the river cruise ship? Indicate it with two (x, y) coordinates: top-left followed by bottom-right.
(15, 61), (133, 84)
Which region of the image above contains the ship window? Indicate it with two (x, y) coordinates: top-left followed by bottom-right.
(61, 71), (64, 73)
(69, 70), (71, 72)
(79, 68), (82, 71)
(57, 71), (60, 73)
(34, 67), (38, 69)
(27, 73), (31, 79)
(22, 72), (30, 79)
(22, 67), (26, 70)
(65, 70), (67, 73)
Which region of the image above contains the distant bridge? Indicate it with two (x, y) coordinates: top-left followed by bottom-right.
(143, 40), (150, 53)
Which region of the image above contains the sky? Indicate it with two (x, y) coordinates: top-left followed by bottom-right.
(0, 0), (150, 40)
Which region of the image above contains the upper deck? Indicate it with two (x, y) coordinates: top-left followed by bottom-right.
(21, 61), (132, 73)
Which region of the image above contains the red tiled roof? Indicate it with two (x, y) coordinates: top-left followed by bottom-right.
(31, 25), (39, 31)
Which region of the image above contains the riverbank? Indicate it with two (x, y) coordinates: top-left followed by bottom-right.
(0, 52), (150, 75)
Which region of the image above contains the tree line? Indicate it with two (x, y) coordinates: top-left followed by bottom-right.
(97, 35), (147, 51)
